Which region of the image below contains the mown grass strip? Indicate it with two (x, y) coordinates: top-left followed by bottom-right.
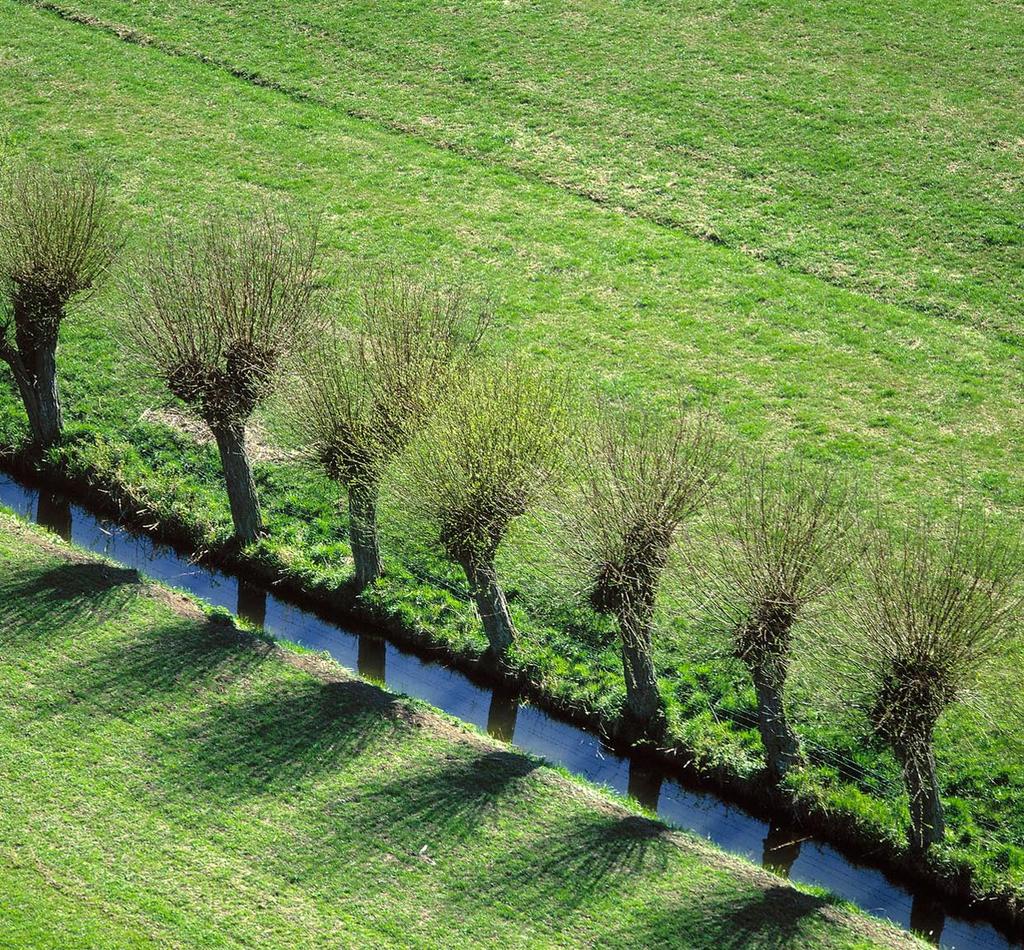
(0, 514), (922, 948)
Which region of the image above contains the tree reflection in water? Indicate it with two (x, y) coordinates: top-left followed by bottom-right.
(486, 687), (520, 742)
(627, 760), (664, 812)
(357, 633), (387, 683)
(236, 580), (267, 629)
(35, 490), (72, 541)
(910, 892), (946, 946)
(761, 820), (803, 878)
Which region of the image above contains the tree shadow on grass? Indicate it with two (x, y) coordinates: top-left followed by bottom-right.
(163, 675), (407, 804)
(445, 806), (851, 948)
(0, 561), (141, 635)
(26, 614), (272, 723)
(463, 809), (673, 919)
(335, 748), (541, 854)
(596, 879), (851, 949)
(717, 885), (847, 947)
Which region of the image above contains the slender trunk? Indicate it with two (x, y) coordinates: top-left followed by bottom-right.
(617, 605), (663, 726)
(211, 422), (264, 545)
(895, 741), (945, 853)
(750, 662), (802, 781)
(347, 481), (383, 590)
(24, 345), (62, 447)
(459, 555), (517, 664)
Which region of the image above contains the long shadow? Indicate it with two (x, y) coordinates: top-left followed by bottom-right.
(462, 808), (672, 922)
(454, 803), (848, 947)
(7, 561), (139, 599)
(0, 561), (141, 635)
(164, 675), (405, 803)
(597, 877), (847, 948)
(40, 616), (271, 717)
(338, 748), (541, 852)
(718, 885), (843, 947)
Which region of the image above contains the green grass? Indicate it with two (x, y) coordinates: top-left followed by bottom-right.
(0, 514), (920, 948)
(0, 0), (1023, 910)
(14, 0), (1024, 335)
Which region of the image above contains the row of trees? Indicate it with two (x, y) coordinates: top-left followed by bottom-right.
(1, 162), (1019, 856)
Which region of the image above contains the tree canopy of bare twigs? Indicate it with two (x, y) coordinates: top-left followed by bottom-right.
(690, 457), (857, 780)
(828, 500), (1022, 852)
(122, 206), (325, 544)
(0, 160), (123, 447)
(566, 408), (721, 730)
(399, 361), (568, 664)
(281, 269), (489, 589)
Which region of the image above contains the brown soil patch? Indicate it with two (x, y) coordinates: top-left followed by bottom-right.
(140, 407), (301, 464)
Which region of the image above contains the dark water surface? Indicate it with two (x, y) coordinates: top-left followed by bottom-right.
(2, 473), (1019, 950)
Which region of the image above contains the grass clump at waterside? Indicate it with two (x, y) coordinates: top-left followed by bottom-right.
(0, 514), (921, 948)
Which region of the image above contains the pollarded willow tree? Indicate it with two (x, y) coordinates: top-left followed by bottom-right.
(401, 364), (567, 666)
(692, 458), (857, 781)
(282, 271), (488, 590)
(0, 161), (123, 448)
(122, 207), (324, 545)
(566, 410), (720, 731)
(833, 502), (1021, 853)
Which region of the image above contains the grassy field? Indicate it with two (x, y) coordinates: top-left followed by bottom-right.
(1, 0), (1023, 910)
(12, 0), (1024, 336)
(0, 513), (924, 948)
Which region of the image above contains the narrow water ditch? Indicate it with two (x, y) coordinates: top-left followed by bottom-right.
(1, 472), (1019, 950)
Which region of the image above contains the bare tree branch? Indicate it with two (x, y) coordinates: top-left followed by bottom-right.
(563, 406), (723, 732)
(0, 160), (123, 446)
(121, 205), (325, 543)
(281, 267), (489, 588)
(689, 455), (858, 779)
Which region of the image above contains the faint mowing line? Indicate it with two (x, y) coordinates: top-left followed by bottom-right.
(10, 0), (1019, 342)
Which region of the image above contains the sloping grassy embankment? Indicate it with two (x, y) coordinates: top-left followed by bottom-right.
(0, 513), (925, 948)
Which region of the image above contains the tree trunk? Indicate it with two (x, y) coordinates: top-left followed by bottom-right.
(347, 481), (383, 590)
(211, 422), (264, 545)
(3, 342), (63, 448)
(750, 663), (802, 781)
(459, 555), (517, 664)
(896, 742), (945, 853)
(3, 292), (65, 449)
(617, 607), (663, 726)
